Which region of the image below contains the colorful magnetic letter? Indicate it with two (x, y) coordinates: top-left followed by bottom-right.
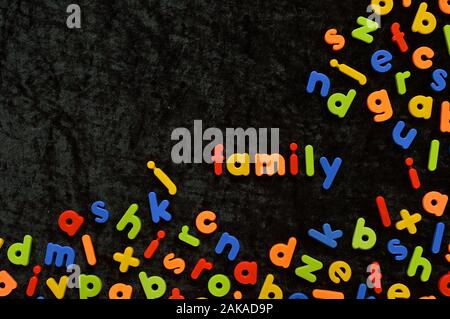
(327, 89), (356, 118)
(269, 237), (297, 268)
(308, 223), (343, 248)
(330, 59), (367, 85)
(371, 50), (393, 73)
(392, 121), (417, 150)
(328, 261), (352, 284)
(208, 274), (231, 298)
(431, 223), (445, 254)
(431, 69), (448, 92)
(90, 201), (110, 223)
(191, 258), (213, 280)
(7, 234), (32, 266)
(305, 145), (315, 177)
(440, 0), (450, 13)
(376, 196), (391, 227)
(422, 191), (448, 217)
(234, 261), (258, 285)
(144, 230), (166, 259)
(215, 232), (240, 261)
(366, 262), (382, 291)
(113, 247), (140, 273)
(387, 283), (410, 299)
(148, 192), (172, 223)
(428, 140), (440, 171)
(439, 272), (450, 297)
(147, 161), (177, 195)
(109, 283), (132, 299)
(395, 71), (410, 95)
(352, 218), (377, 250)
(81, 234), (97, 266)
(312, 289), (344, 299)
(79, 274), (102, 299)
(412, 47), (434, 69)
(116, 203), (142, 240)
(356, 283), (375, 299)
(324, 29), (345, 51)
(367, 89), (393, 122)
(387, 239), (408, 261)
(163, 253), (186, 275)
(139, 272), (166, 299)
(391, 23), (408, 53)
(306, 71), (330, 97)
(58, 210), (84, 237)
(178, 225), (200, 247)
(45, 276), (68, 299)
(294, 255), (323, 283)
(412, 3), (437, 34)
(407, 246), (432, 282)
(319, 157), (343, 190)
(371, 0), (393, 15)
(405, 157), (421, 189)
(408, 95), (433, 119)
(227, 153), (250, 176)
(26, 265), (42, 297)
(289, 293), (308, 299)
(395, 209), (422, 234)
(444, 25), (450, 55)
(258, 274), (283, 299)
(351, 16), (379, 44)
(196, 210), (218, 234)
(0, 270), (17, 297)
(441, 101), (450, 132)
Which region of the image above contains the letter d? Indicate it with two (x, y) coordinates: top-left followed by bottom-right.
(327, 89), (357, 118)
(7, 235), (32, 266)
(269, 237), (297, 268)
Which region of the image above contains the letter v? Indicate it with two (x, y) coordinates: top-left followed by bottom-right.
(294, 255), (323, 283)
(46, 276), (68, 299)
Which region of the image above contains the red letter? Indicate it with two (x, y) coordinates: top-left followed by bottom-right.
(58, 210), (84, 237)
(211, 144), (224, 176)
(391, 23), (408, 53)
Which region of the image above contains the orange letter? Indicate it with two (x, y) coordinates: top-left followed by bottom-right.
(163, 253), (186, 275)
(269, 237), (297, 268)
(441, 101), (450, 133)
(440, 0), (450, 14)
(255, 154), (286, 176)
(0, 270), (18, 297)
(196, 211), (217, 234)
(367, 89), (393, 122)
(412, 47), (434, 69)
(422, 191), (448, 217)
(109, 283), (133, 299)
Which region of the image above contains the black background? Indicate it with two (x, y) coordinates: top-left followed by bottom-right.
(0, 0), (449, 299)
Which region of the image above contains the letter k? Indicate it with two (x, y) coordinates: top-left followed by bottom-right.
(308, 223), (343, 248)
(149, 192), (172, 223)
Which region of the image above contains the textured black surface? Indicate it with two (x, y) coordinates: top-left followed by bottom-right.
(0, 0), (449, 299)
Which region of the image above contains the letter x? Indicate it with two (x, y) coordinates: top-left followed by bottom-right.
(395, 209), (422, 234)
(113, 247), (140, 273)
